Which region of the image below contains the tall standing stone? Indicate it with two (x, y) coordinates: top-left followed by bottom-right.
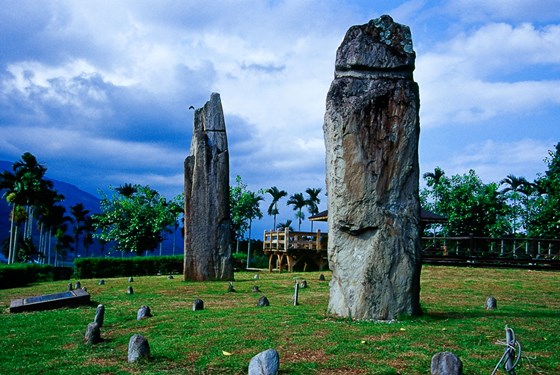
(324, 15), (422, 321)
(184, 93), (234, 281)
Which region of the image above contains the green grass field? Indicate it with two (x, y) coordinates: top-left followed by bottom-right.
(0, 266), (558, 374)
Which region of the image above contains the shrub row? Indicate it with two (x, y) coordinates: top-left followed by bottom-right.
(74, 256), (183, 279)
(0, 264), (73, 289)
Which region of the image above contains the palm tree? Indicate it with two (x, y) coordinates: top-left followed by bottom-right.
(423, 167), (445, 206)
(287, 193), (307, 231)
(245, 191), (263, 268)
(265, 186), (287, 230)
(116, 183), (137, 197)
(500, 174), (531, 235)
(305, 188), (322, 231)
(70, 203), (91, 258)
(276, 219), (294, 231)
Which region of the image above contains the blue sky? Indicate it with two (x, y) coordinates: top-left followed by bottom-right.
(1, 1), (559, 237)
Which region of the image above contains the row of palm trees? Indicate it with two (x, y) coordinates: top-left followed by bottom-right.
(265, 186), (322, 232)
(0, 153), (95, 264)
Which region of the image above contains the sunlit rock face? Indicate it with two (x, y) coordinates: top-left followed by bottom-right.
(324, 15), (422, 320)
(184, 92), (233, 281)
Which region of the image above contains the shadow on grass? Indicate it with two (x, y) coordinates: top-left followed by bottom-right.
(424, 308), (558, 320)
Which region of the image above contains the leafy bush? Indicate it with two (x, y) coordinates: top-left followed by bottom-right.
(0, 264), (73, 289)
(74, 256), (183, 279)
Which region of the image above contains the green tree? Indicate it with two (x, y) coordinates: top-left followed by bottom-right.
(230, 176), (252, 252)
(287, 192), (307, 231)
(265, 186), (287, 230)
(93, 185), (182, 255)
(422, 169), (509, 237)
(423, 166), (446, 208)
(305, 188), (322, 231)
(529, 143), (560, 238)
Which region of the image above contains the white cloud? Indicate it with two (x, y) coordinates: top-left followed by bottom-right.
(422, 139), (553, 183)
(416, 21), (560, 128)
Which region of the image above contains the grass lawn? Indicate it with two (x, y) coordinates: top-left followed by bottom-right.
(0, 266), (558, 374)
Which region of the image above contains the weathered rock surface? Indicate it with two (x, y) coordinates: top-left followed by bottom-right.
(248, 348), (280, 375)
(128, 334), (150, 362)
(84, 322), (101, 345)
(431, 351), (463, 375)
(324, 15), (422, 321)
(94, 304), (105, 327)
(485, 296), (497, 310)
(137, 305), (152, 320)
(257, 296), (270, 307)
(184, 93), (234, 281)
(193, 299), (204, 311)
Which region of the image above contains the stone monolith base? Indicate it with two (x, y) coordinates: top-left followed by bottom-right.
(324, 15), (422, 320)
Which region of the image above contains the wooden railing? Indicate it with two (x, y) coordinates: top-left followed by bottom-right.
(422, 236), (560, 259)
(263, 229), (326, 252)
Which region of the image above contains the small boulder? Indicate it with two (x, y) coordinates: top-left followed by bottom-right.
(128, 277), (134, 282)
(84, 322), (101, 345)
(299, 280), (308, 289)
(485, 296), (497, 310)
(167, 275), (174, 280)
(67, 283), (73, 291)
(248, 348), (280, 375)
(431, 351), (463, 375)
(254, 274), (260, 280)
(319, 274), (326, 281)
(128, 334), (150, 363)
(75, 281), (81, 289)
(227, 282), (236, 293)
(252, 285), (260, 293)
(127, 286), (134, 294)
(193, 299), (204, 311)
(257, 296), (270, 307)
(98, 279), (105, 285)
(137, 305), (152, 320)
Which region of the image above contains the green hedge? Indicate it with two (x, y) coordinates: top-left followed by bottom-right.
(74, 256), (183, 279)
(0, 264), (73, 289)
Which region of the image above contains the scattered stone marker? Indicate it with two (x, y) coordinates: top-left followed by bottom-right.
(184, 92), (234, 282)
(128, 334), (150, 363)
(324, 15), (422, 321)
(193, 299), (204, 311)
(127, 286), (134, 294)
(319, 274), (326, 281)
(248, 348), (280, 375)
(254, 274), (259, 280)
(299, 280), (308, 289)
(84, 322), (101, 345)
(67, 282), (73, 291)
(293, 281), (299, 306)
(252, 285), (260, 293)
(257, 296), (270, 307)
(137, 305), (152, 320)
(75, 281), (81, 289)
(167, 275), (174, 280)
(227, 281), (236, 293)
(485, 296), (497, 310)
(128, 277), (134, 282)
(98, 279), (105, 286)
(431, 351), (463, 375)
(82, 287), (87, 292)
(94, 304), (105, 327)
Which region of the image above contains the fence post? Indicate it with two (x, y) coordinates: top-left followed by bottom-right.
(501, 240), (505, 256)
